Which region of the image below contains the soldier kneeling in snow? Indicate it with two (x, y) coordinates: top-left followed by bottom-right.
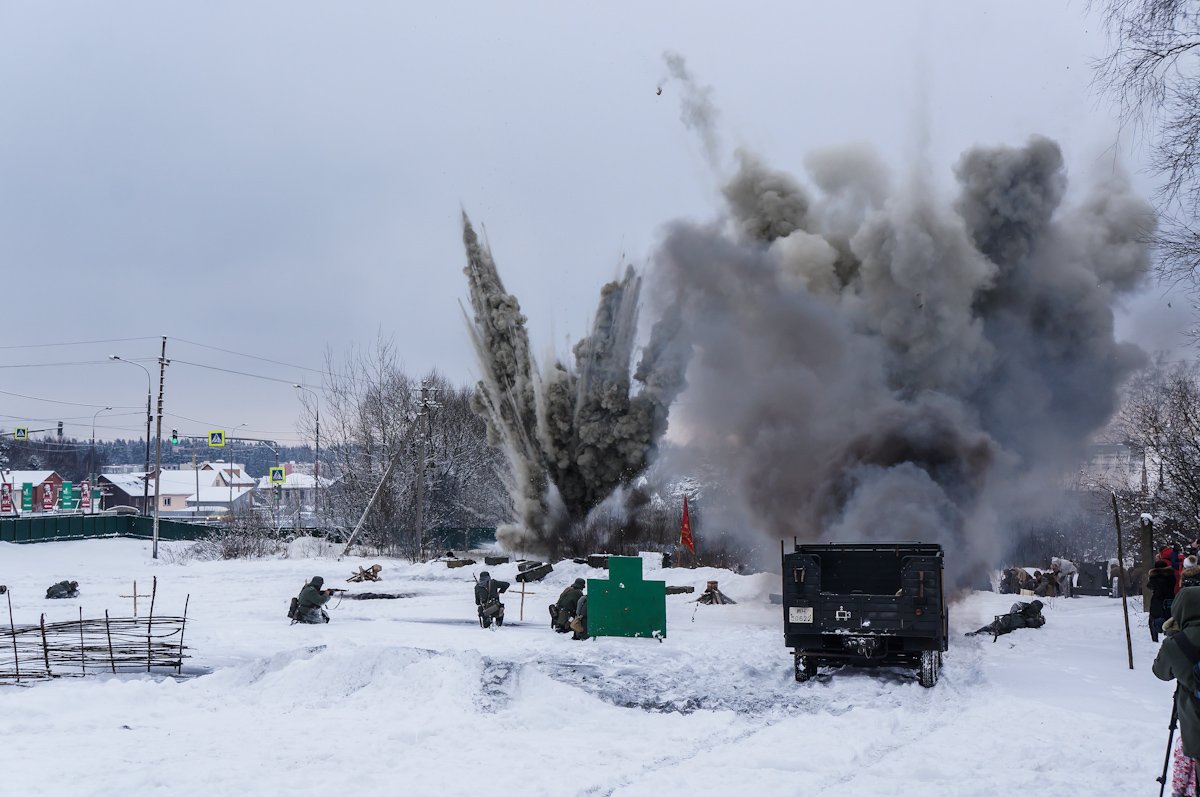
(570, 594), (589, 641)
(550, 578), (585, 632)
(965, 600), (1045, 639)
(475, 571), (510, 628)
(45, 580), (79, 599)
(292, 576), (334, 624)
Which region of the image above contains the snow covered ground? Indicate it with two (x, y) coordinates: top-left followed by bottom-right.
(0, 539), (1176, 796)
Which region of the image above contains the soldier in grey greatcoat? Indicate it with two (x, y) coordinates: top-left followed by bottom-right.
(550, 578), (585, 632)
(475, 571), (510, 628)
(45, 580), (79, 599)
(295, 576), (334, 624)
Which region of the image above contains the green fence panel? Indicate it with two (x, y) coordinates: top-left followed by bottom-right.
(0, 514), (212, 543)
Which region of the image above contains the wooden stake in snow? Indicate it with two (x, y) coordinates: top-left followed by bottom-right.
(514, 582), (535, 622)
(39, 613), (50, 674)
(120, 580), (151, 617)
(1112, 492), (1135, 671)
(146, 576), (157, 673)
(6, 587), (19, 683)
(178, 594), (190, 675)
(104, 610), (116, 674)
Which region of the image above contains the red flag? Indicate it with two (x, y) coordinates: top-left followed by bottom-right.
(680, 495), (695, 553)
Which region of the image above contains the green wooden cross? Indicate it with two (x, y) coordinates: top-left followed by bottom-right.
(588, 556), (666, 639)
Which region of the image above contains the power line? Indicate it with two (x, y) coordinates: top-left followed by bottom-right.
(0, 360), (122, 369)
(0, 336), (159, 350)
(170, 359), (320, 389)
(0, 387), (140, 409)
(170, 337), (331, 378)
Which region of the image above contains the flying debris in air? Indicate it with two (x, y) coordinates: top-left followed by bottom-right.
(656, 86), (662, 96)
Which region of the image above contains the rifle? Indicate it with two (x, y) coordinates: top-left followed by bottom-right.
(324, 588), (348, 594)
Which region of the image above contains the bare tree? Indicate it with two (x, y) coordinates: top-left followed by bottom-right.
(1117, 359), (1200, 529)
(1096, 0), (1200, 283)
(311, 337), (510, 559)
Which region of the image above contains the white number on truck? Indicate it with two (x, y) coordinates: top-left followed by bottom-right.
(789, 607), (814, 623)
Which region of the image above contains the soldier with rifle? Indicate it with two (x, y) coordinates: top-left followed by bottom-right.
(292, 576), (345, 624)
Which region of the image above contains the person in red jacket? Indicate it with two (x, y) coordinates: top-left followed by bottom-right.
(1163, 546), (1186, 592)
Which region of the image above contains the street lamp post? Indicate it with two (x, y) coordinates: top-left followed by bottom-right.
(109, 355), (152, 516)
(90, 406), (113, 484)
(293, 384), (320, 526)
(227, 423), (247, 512)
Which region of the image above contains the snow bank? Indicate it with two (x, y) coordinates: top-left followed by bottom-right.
(0, 540), (1177, 795)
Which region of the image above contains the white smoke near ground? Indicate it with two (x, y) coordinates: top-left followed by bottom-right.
(649, 133), (1155, 585)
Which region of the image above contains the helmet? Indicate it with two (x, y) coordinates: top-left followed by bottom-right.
(1029, 600), (1043, 611)
(479, 571), (490, 581)
(573, 578), (586, 589)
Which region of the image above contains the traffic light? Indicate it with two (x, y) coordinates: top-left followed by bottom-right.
(273, 484), (282, 501)
(57, 421), (63, 439)
(171, 429), (178, 444)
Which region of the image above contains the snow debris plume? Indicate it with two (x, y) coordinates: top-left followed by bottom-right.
(460, 215), (549, 548)
(662, 52), (723, 169)
(462, 221), (690, 554)
(650, 137), (1155, 584)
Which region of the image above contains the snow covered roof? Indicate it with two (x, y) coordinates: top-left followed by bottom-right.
(1, 470), (57, 486)
(155, 470), (219, 495)
(186, 486), (254, 505)
(100, 473), (149, 496)
(254, 472), (330, 490)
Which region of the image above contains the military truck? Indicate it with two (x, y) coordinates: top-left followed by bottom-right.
(782, 541), (948, 688)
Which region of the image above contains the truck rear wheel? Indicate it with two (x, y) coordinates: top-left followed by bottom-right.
(918, 649), (939, 688)
(794, 654), (818, 683)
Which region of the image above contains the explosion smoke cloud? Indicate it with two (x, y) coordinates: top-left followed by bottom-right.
(650, 136), (1154, 584)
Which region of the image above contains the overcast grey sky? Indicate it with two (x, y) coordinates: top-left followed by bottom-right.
(0, 1), (1188, 448)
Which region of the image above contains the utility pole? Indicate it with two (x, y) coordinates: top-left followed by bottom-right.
(414, 382), (427, 562)
(193, 451), (199, 520)
(293, 384), (321, 525)
(151, 336), (168, 559)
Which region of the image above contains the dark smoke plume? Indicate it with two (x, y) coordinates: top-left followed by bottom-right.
(461, 215), (689, 553)
(649, 136), (1154, 584)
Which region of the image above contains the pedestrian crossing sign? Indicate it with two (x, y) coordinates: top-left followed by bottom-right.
(208, 430), (225, 447)
(13, 427), (27, 440)
(269, 466), (286, 484)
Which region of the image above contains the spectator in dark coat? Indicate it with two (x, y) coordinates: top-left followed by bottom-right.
(1183, 556), (1200, 590)
(1148, 559), (1179, 642)
(1154, 587), (1200, 789)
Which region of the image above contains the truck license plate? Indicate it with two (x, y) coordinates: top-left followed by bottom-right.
(789, 607), (813, 623)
